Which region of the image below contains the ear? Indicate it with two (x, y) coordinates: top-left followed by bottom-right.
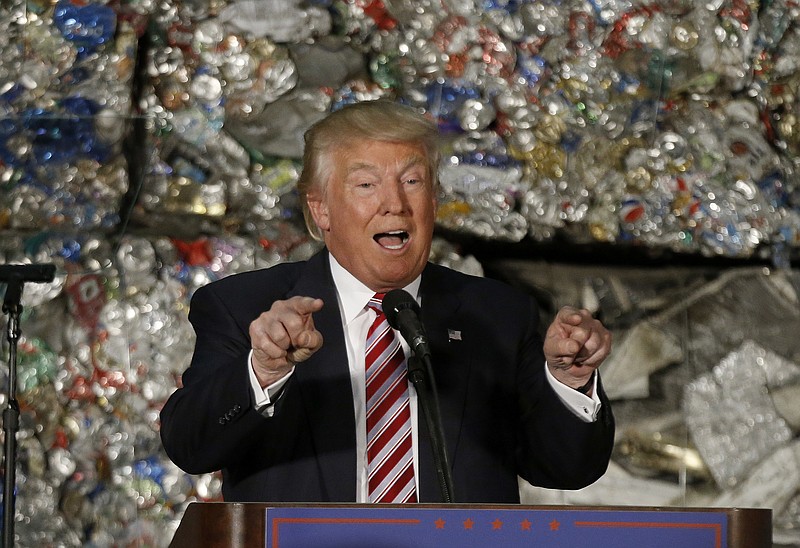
(307, 193), (330, 232)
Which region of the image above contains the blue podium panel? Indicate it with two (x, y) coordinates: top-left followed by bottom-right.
(264, 506), (728, 548)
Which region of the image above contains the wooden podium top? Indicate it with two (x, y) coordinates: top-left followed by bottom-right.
(169, 503), (772, 548)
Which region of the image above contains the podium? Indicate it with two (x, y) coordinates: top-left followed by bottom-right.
(169, 503), (771, 547)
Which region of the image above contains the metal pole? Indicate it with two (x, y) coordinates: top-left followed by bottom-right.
(2, 293), (21, 548)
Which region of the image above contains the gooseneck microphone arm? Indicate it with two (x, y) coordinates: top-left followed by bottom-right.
(382, 289), (455, 504)
(2, 263), (56, 548)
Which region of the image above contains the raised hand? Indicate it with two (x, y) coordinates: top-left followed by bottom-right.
(249, 296), (325, 387)
(543, 306), (612, 390)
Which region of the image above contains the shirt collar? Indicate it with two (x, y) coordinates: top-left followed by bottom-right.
(328, 253), (422, 324)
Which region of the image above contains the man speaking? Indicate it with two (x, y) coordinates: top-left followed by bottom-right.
(159, 100), (615, 504)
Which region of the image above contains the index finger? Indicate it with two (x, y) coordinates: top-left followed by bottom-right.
(555, 306), (583, 325)
(286, 296), (324, 316)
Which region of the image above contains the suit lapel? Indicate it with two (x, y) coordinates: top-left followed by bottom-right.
(289, 250), (357, 501)
(417, 264), (470, 502)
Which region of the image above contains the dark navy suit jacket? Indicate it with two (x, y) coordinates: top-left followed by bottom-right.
(160, 249), (614, 503)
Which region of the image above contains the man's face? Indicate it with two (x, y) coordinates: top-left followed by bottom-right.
(307, 139), (437, 292)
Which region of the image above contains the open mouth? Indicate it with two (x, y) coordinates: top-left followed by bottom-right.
(374, 230), (409, 250)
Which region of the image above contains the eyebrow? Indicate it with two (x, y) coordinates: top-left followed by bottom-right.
(345, 153), (427, 176)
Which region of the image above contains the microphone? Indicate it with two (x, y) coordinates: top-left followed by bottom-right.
(1, 264), (56, 314)
(0, 263), (56, 284)
(382, 289), (431, 360)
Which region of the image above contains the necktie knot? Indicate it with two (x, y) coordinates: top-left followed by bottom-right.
(368, 293), (385, 314)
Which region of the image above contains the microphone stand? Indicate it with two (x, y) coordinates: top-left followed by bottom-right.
(407, 355), (454, 503)
(1, 264), (55, 548)
(2, 279), (23, 548)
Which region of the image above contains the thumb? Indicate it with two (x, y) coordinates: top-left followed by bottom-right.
(289, 329), (323, 362)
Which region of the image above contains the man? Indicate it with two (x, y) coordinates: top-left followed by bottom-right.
(160, 100), (614, 504)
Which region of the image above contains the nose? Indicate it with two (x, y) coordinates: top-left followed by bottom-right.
(380, 180), (408, 214)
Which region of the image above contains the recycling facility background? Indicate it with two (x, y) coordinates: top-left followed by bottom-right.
(2, 0), (800, 546)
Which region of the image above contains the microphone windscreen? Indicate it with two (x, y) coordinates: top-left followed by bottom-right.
(382, 289), (420, 329)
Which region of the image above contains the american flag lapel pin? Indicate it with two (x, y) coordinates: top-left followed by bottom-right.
(447, 329), (462, 341)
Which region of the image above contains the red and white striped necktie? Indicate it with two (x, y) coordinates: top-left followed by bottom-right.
(365, 293), (417, 503)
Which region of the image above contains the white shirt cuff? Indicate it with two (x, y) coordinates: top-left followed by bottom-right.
(544, 363), (602, 422)
(248, 350), (295, 414)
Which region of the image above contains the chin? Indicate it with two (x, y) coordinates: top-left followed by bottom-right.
(381, 265), (424, 287)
